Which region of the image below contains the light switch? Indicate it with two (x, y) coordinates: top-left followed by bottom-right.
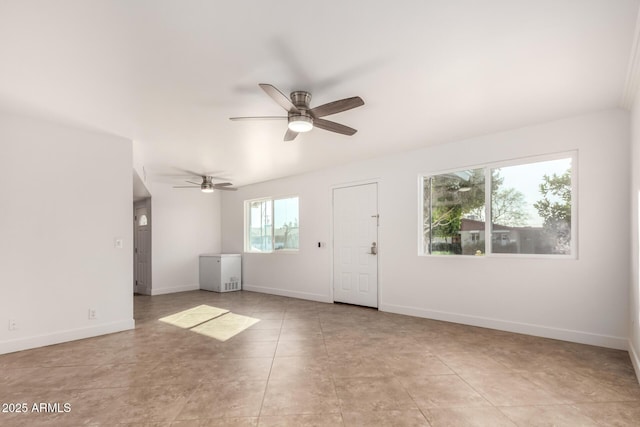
(114, 238), (124, 249)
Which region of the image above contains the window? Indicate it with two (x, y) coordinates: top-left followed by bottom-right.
(421, 153), (574, 257)
(274, 197), (299, 250)
(245, 196), (299, 252)
(423, 168), (485, 255)
(491, 158), (572, 255)
(247, 199), (273, 252)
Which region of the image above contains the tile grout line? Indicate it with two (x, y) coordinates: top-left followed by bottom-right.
(319, 315), (347, 426)
(255, 310), (284, 421)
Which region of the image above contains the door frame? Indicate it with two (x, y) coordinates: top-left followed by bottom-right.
(329, 179), (380, 307)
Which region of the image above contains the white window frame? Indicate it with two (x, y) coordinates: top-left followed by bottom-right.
(244, 195), (300, 254)
(419, 151), (577, 259)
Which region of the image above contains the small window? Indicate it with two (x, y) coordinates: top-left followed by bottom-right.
(274, 197), (299, 251)
(245, 196), (299, 253)
(138, 214), (148, 226)
(247, 199), (273, 252)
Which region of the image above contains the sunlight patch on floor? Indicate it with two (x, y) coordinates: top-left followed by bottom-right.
(158, 305), (229, 329)
(192, 313), (260, 342)
(158, 305), (260, 341)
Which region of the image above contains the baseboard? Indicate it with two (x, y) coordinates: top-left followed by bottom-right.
(242, 284), (332, 303)
(379, 303), (628, 350)
(151, 284), (199, 295)
(629, 339), (640, 385)
(0, 319), (135, 355)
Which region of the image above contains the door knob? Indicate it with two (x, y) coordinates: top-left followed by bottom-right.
(369, 242), (377, 255)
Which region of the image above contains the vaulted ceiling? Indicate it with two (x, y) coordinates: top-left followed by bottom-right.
(1, 0), (638, 186)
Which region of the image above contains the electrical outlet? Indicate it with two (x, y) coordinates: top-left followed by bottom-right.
(88, 309), (97, 320)
(8, 319), (17, 330)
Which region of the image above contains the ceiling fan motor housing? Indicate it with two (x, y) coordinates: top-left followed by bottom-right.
(201, 176), (214, 192)
(290, 91), (311, 108)
(288, 91), (314, 132)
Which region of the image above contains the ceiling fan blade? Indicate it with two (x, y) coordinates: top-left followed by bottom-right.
(284, 128), (299, 141)
(186, 180), (201, 185)
(313, 118), (357, 136)
(173, 186), (200, 189)
(229, 116), (287, 121)
(173, 168), (205, 177)
(310, 96), (364, 118)
(214, 182), (233, 186)
(213, 185), (237, 191)
(259, 83), (300, 113)
(160, 169), (225, 181)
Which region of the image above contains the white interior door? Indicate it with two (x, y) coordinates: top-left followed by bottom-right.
(134, 202), (151, 294)
(333, 183), (378, 308)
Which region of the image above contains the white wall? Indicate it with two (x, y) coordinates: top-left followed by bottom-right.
(630, 96), (640, 379)
(222, 109), (630, 349)
(132, 139), (152, 195)
(151, 182), (221, 295)
(0, 110), (134, 354)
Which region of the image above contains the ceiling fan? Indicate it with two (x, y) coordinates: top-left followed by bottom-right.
(230, 83), (364, 141)
(173, 175), (237, 193)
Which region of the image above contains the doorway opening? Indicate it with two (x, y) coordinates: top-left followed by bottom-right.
(134, 198), (152, 295)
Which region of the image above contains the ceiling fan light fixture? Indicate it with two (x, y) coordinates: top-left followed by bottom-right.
(174, 174), (236, 192)
(288, 115), (313, 133)
(201, 182), (214, 193)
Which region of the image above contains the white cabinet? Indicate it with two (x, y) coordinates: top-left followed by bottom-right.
(199, 254), (242, 292)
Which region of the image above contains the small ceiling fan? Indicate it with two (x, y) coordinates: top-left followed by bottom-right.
(230, 83), (364, 141)
(174, 175), (237, 193)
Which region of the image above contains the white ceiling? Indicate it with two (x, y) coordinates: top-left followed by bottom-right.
(1, 0), (638, 186)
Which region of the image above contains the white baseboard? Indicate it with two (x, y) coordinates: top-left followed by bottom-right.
(629, 339), (640, 385)
(242, 284), (332, 303)
(0, 319), (135, 355)
(379, 303), (628, 350)
(151, 284), (199, 295)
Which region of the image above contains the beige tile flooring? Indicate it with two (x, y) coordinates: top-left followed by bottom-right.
(1, 290), (639, 426)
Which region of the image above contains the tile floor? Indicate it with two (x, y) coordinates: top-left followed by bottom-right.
(1, 290), (639, 426)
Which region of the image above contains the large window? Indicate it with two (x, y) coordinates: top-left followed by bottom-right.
(421, 153), (575, 257)
(245, 196), (299, 252)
